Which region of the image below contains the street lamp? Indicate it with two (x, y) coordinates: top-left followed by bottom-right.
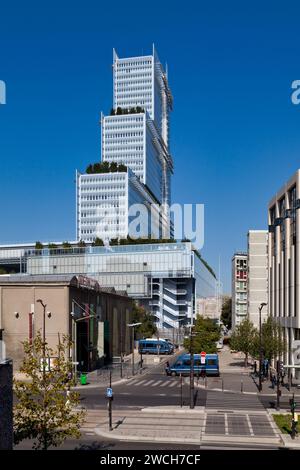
(36, 299), (52, 379)
(258, 302), (267, 392)
(189, 325), (195, 409)
(70, 301), (97, 378)
(127, 323), (142, 376)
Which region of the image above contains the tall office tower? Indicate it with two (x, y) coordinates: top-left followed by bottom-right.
(247, 230), (268, 328)
(231, 252), (248, 329)
(77, 46), (173, 242)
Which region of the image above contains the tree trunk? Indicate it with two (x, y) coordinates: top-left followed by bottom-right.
(244, 353), (248, 368)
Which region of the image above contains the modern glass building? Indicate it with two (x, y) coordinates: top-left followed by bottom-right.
(77, 46), (173, 242)
(0, 241), (217, 333)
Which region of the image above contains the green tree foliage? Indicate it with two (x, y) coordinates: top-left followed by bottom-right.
(221, 296), (232, 329)
(77, 240), (86, 247)
(14, 333), (85, 450)
(62, 241), (71, 249)
(131, 303), (157, 339)
(86, 161), (127, 174)
(111, 106), (144, 115)
(92, 237), (104, 246)
(230, 318), (258, 366)
(252, 317), (286, 361)
(47, 243), (58, 250)
(35, 241), (43, 250)
(183, 316), (220, 353)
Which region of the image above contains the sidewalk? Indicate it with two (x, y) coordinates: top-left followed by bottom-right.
(91, 406), (282, 447)
(73, 350), (177, 389)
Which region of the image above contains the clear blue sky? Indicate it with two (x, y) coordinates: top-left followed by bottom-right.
(1, 0), (300, 292)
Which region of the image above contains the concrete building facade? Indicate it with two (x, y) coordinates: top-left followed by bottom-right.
(247, 230), (268, 327)
(268, 169), (300, 377)
(232, 252), (248, 329)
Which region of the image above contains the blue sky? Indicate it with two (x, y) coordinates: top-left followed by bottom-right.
(1, 0), (300, 292)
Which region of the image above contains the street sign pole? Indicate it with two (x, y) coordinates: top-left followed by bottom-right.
(276, 360), (281, 411)
(190, 332), (194, 409)
(180, 373), (183, 408)
(106, 386), (113, 431)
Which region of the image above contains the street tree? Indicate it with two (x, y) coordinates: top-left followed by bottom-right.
(252, 316), (286, 362)
(132, 302), (157, 339)
(221, 296), (232, 329)
(230, 318), (258, 367)
(183, 315), (220, 353)
(14, 332), (85, 450)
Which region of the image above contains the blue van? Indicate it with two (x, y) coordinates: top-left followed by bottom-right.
(166, 353), (219, 376)
(138, 339), (173, 355)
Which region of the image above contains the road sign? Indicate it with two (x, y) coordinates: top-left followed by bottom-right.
(200, 351), (206, 364)
(106, 387), (113, 398)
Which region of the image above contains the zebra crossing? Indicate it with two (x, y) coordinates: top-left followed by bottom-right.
(125, 377), (185, 388)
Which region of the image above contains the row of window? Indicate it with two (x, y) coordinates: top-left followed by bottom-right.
(104, 145), (144, 151)
(116, 60), (152, 66)
(105, 132), (144, 138)
(115, 83), (152, 91)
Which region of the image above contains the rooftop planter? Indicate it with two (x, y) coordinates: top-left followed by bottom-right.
(110, 106), (144, 116)
(86, 162), (127, 174)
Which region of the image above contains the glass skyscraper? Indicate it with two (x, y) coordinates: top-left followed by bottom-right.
(77, 46), (173, 242)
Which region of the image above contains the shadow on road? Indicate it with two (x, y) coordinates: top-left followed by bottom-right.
(75, 441), (115, 450)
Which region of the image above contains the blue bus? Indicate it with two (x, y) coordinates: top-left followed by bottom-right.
(165, 353), (219, 376)
(138, 339), (173, 355)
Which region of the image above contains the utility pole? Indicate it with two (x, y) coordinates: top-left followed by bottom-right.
(258, 302), (267, 392)
(276, 360), (282, 411)
(127, 323), (142, 377)
(190, 327), (195, 409)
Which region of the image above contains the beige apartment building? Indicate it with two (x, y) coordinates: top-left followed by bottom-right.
(0, 274), (133, 371)
(268, 169), (300, 377)
(247, 230), (268, 327)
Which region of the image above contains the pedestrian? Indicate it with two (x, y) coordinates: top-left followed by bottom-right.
(165, 361), (170, 375)
(271, 373), (276, 389)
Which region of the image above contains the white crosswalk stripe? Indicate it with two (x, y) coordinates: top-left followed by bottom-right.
(142, 380), (156, 386)
(166, 381), (178, 388)
(149, 380), (163, 387)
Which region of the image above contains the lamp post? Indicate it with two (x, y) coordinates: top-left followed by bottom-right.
(36, 299), (52, 379)
(127, 323), (142, 376)
(70, 302), (96, 379)
(258, 302), (267, 392)
(190, 326), (195, 409)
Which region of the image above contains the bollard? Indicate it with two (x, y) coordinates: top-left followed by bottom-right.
(241, 380), (243, 393)
(222, 378), (224, 392)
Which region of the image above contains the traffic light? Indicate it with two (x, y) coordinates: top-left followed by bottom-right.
(277, 360), (284, 375)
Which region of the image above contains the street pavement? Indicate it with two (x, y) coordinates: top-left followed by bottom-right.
(14, 347), (300, 449)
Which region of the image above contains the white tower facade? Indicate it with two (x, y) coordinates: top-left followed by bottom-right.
(77, 46), (173, 243)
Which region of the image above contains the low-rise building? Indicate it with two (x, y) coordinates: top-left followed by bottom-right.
(0, 241), (217, 335)
(0, 274), (133, 371)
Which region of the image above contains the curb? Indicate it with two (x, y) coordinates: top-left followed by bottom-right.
(94, 426), (281, 447)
